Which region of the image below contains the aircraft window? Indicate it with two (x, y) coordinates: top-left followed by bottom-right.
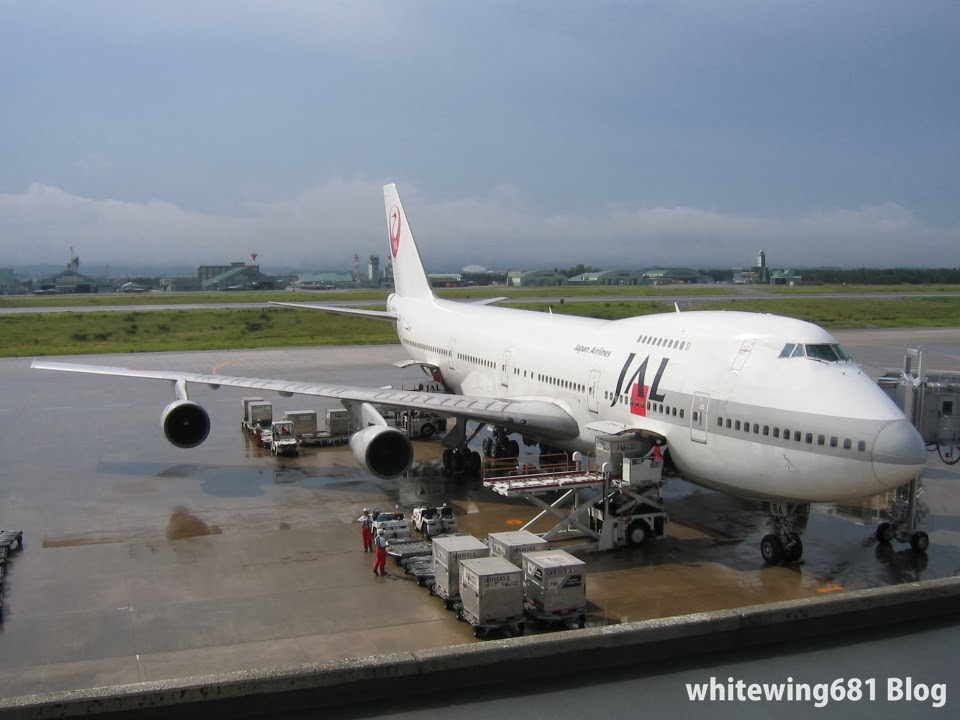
(783, 427), (789, 439)
(791, 345), (805, 358)
(744, 423), (750, 434)
(717, 417), (723, 427)
(817, 434), (825, 446)
(805, 433), (813, 444)
(858, 441), (866, 451)
(779, 343), (797, 358)
(726, 419), (732, 429)
(843, 439), (852, 449)
(647, 401), (651, 410)
(804, 344), (847, 362)
(679, 409), (684, 418)
(794, 431), (801, 441)
(735, 421), (741, 430)
(762, 425), (769, 436)
(773, 427), (780, 438)
(687, 343), (692, 351)
(672, 408), (677, 417)
(659, 404), (664, 413)
(693, 412), (699, 422)
(678, 342), (685, 350)
(830, 436), (838, 447)
(753, 424), (760, 434)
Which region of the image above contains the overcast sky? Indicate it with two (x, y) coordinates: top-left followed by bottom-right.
(1, 1), (958, 273)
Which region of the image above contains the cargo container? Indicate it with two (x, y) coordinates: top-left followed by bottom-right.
(283, 410), (318, 437)
(458, 556), (524, 637)
(523, 549), (587, 628)
(487, 530), (548, 566)
(430, 534), (489, 607)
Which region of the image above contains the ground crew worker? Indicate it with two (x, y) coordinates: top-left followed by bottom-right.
(373, 529), (389, 576)
(358, 508), (374, 552)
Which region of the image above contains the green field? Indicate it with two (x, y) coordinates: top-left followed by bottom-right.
(4, 294), (959, 358)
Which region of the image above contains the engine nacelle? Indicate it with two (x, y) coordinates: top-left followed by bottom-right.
(162, 400), (211, 449)
(349, 424), (414, 480)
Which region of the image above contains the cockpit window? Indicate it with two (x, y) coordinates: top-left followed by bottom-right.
(778, 343), (796, 358)
(779, 343), (852, 362)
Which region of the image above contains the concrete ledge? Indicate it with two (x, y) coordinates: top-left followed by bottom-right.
(4, 576), (960, 720)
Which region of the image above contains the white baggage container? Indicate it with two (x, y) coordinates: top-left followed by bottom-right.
(459, 556), (523, 630)
(523, 549), (587, 616)
(487, 530), (548, 567)
(284, 410), (318, 437)
(431, 534), (489, 602)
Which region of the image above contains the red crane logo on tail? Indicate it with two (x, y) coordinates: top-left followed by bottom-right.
(389, 206), (401, 258)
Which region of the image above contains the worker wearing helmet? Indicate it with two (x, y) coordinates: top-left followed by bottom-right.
(373, 528), (389, 577)
(357, 508), (374, 552)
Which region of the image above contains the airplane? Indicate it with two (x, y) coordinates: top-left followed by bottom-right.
(32, 183), (929, 563)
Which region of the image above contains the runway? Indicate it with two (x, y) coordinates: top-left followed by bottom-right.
(0, 329), (958, 700)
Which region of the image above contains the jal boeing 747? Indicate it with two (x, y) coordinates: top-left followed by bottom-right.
(32, 184), (928, 562)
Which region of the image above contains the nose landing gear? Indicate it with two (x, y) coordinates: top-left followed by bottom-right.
(760, 502), (809, 564)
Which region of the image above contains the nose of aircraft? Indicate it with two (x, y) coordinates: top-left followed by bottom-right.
(872, 419), (927, 489)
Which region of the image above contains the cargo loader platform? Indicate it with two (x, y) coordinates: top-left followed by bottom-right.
(482, 440), (668, 552)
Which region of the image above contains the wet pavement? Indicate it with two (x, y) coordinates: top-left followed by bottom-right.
(0, 332), (958, 698)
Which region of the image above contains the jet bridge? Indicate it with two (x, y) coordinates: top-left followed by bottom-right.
(482, 436), (668, 552)
(874, 347), (960, 552)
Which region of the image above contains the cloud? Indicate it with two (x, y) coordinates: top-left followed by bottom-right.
(0, 181), (956, 273)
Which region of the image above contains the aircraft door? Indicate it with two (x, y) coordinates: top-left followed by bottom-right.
(500, 350), (513, 389)
(448, 340), (456, 371)
(690, 392), (710, 444)
(730, 339), (756, 373)
(588, 370), (601, 413)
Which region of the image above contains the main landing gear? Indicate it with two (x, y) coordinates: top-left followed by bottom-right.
(875, 477), (929, 553)
(481, 427), (520, 459)
(441, 417), (483, 478)
(760, 502), (810, 564)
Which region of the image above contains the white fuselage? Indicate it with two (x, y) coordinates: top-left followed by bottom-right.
(389, 295), (926, 504)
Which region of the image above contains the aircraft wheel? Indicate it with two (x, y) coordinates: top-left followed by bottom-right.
(482, 437), (493, 457)
(442, 449), (453, 471)
(420, 423), (435, 439)
(760, 534), (784, 564)
(876, 522), (895, 544)
(508, 440), (520, 457)
(910, 531), (929, 553)
(627, 520), (650, 546)
(473, 625), (486, 638)
(785, 533), (803, 562)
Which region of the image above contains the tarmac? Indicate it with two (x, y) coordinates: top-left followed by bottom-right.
(0, 328), (958, 711)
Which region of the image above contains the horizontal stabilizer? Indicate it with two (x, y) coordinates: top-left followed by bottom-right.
(269, 301), (397, 320)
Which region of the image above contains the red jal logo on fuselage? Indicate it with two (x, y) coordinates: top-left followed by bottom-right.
(389, 206), (401, 258)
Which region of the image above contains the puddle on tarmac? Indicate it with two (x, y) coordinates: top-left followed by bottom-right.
(97, 460), (373, 498)
(166, 505), (222, 540)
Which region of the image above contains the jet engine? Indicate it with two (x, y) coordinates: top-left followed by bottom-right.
(349, 424), (414, 480)
(162, 400), (211, 449)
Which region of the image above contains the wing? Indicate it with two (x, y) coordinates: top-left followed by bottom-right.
(30, 359), (579, 442)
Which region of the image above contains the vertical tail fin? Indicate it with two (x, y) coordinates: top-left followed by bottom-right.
(384, 184), (435, 300)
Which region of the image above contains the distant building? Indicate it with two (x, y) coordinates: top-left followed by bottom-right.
(428, 273), (463, 288)
(200, 263), (278, 291)
(640, 268), (710, 285)
(0, 267), (22, 295)
(293, 272), (357, 290)
(34, 268), (100, 294)
(770, 269), (803, 285)
(568, 270), (647, 285)
(507, 270), (568, 287)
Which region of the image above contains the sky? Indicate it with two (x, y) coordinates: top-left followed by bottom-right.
(1, 0), (958, 274)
